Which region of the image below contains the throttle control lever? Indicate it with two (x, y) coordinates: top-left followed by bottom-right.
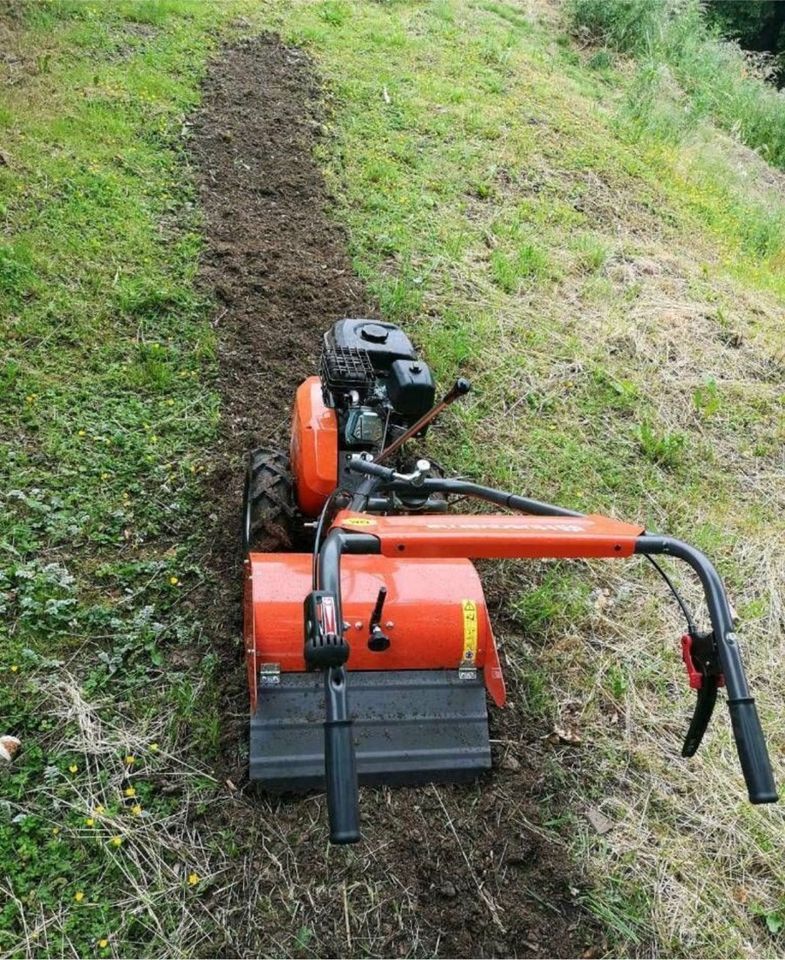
(680, 630), (725, 757)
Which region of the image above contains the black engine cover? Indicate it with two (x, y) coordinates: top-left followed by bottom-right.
(328, 319), (416, 371)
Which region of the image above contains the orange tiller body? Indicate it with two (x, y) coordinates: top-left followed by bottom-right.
(244, 552), (507, 712)
(289, 377), (338, 516)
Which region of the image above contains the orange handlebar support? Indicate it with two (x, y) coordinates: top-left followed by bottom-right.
(334, 511), (644, 559)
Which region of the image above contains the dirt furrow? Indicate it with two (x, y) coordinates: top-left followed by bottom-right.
(188, 35), (600, 959)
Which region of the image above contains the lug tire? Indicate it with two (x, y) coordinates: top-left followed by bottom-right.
(242, 447), (300, 553)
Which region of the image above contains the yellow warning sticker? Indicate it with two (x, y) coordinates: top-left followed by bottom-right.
(342, 517), (377, 527)
(462, 599), (478, 663)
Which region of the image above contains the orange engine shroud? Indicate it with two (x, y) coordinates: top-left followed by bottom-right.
(244, 553), (506, 711)
(289, 376), (338, 516)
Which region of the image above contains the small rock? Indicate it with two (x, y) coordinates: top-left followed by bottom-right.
(501, 753), (521, 771)
(586, 807), (613, 835)
(0, 737), (21, 762)
(439, 881), (457, 898)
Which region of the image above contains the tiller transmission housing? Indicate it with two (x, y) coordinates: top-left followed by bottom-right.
(243, 319), (777, 843)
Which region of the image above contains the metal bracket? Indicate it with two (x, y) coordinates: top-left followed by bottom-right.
(259, 663), (281, 687)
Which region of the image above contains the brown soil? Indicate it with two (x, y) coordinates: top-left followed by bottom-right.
(189, 34), (602, 959)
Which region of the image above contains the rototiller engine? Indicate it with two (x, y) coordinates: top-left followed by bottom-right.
(243, 318), (777, 843)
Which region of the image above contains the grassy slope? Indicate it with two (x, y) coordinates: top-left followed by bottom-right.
(0, 3), (242, 956)
(1, 0), (784, 957)
(263, 1), (785, 954)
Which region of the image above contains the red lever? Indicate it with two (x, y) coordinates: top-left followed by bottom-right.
(681, 633), (725, 691)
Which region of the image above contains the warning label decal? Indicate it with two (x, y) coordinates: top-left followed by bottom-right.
(462, 599), (478, 662)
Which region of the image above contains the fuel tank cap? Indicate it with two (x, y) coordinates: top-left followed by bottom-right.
(359, 323), (389, 343)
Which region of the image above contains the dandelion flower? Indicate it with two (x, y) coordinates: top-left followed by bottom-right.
(149, 743), (159, 753)
(110, 836), (122, 847)
(68, 764), (78, 774)
(51, 827), (60, 836)
(77, 430), (86, 437)
(131, 804), (142, 817)
(125, 755), (135, 765)
(85, 818), (95, 827)
(187, 872), (200, 886)
(74, 891), (85, 903)
(10, 665), (18, 673)
(95, 805), (105, 815)
(97, 939), (109, 949)
(123, 787), (135, 798)
(169, 576), (179, 586)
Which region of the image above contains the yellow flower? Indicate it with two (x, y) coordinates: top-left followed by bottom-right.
(187, 872), (200, 886)
(95, 805), (105, 815)
(85, 818), (95, 827)
(51, 827), (60, 836)
(68, 764), (78, 774)
(169, 576), (179, 586)
(149, 742), (159, 753)
(125, 755), (135, 765)
(110, 836), (122, 847)
(101, 472), (110, 480)
(98, 939), (109, 949)
(74, 891), (85, 903)
(77, 430), (86, 437)
(131, 804), (142, 817)
(123, 787), (135, 798)
(10, 665), (18, 673)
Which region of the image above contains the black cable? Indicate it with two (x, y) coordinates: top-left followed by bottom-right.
(312, 490), (339, 590)
(644, 554), (697, 635)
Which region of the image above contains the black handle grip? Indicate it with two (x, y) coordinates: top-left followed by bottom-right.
(728, 698), (778, 804)
(443, 377), (471, 404)
(346, 458), (395, 481)
(324, 667), (361, 843)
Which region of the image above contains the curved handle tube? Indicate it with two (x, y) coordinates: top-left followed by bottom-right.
(636, 536), (777, 804)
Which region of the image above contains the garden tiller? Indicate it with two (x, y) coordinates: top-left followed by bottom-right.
(243, 319), (777, 843)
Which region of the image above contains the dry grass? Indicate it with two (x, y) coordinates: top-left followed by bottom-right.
(4, 677), (228, 959)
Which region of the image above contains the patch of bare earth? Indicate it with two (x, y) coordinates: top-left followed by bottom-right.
(187, 35), (601, 959)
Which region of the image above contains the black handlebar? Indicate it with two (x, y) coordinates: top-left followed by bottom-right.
(636, 536), (777, 804)
(728, 699), (778, 803)
(348, 459), (396, 481)
(315, 532), (381, 843)
(312, 485), (776, 843)
(324, 666), (361, 843)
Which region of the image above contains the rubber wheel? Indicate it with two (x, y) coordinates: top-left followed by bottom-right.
(242, 447), (299, 553)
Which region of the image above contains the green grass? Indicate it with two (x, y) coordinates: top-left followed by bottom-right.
(566, 0), (785, 170)
(0, 2), (244, 955)
(3, 0), (785, 957)
(260, 1), (785, 955)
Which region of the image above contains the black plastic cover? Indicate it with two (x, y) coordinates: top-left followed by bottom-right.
(387, 358), (435, 421)
(327, 319), (417, 372)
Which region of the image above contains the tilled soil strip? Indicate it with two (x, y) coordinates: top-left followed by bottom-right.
(188, 34), (600, 959)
